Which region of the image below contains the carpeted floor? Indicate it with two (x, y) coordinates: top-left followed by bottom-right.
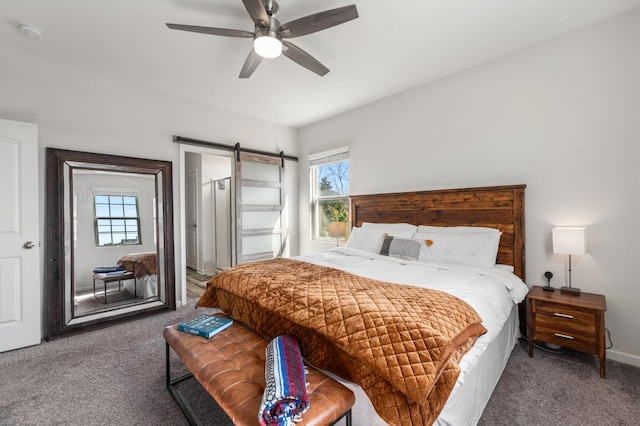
(1, 302), (638, 425)
(75, 290), (151, 316)
(0, 302), (227, 426)
(479, 339), (640, 425)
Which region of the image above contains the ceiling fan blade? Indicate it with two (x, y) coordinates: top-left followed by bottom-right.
(278, 5), (358, 38)
(239, 49), (263, 78)
(282, 41), (329, 76)
(166, 23), (253, 38)
(242, 0), (270, 28)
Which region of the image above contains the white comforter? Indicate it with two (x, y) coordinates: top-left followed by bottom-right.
(295, 247), (529, 385)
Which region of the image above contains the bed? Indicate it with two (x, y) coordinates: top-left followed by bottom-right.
(197, 185), (527, 425)
(117, 252), (158, 299)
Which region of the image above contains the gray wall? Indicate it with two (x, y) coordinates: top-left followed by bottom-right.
(298, 9), (640, 365)
(0, 46), (299, 334)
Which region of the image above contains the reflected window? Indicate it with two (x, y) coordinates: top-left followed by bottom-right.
(94, 195), (141, 246)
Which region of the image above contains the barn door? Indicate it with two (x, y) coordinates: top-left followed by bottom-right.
(234, 152), (285, 264)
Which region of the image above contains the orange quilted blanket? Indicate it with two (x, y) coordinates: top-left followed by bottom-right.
(196, 258), (486, 425)
(117, 252), (156, 279)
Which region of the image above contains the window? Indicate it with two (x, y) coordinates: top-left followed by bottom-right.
(94, 195), (141, 246)
(310, 147), (349, 241)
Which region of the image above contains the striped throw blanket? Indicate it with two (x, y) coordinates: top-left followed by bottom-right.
(258, 335), (310, 425)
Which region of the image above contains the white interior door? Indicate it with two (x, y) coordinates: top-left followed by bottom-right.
(235, 152), (285, 264)
(185, 170), (198, 270)
(0, 119), (40, 352)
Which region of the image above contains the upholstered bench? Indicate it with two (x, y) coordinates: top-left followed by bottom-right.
(164, 316), (355, 426)
(92, 271), (136, 303)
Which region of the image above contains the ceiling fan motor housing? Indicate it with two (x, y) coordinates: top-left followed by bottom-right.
(253, 16), (282, 58)
(263, 0), (279, 16)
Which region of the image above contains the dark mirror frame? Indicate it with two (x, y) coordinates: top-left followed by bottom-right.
(46, 148), (175, 339)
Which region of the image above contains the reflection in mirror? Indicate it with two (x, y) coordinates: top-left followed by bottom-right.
(47, 148), (175, 339)
(70, 170), (160, 319)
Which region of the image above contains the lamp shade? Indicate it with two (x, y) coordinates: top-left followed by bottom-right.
(552, 227), (586, 255)
(328, 222), (347, 239)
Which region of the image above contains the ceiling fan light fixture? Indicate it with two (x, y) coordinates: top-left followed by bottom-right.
(254, 34), (282, 58)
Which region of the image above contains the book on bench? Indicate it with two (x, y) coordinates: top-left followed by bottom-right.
(177, 314), (233, 338)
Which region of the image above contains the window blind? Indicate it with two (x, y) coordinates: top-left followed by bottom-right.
(308, 146), (349, 167)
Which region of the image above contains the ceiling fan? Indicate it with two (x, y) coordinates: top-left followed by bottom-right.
(166, 0), (358, 78)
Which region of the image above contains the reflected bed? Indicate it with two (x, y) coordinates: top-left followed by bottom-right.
(118, 252), (158, 299)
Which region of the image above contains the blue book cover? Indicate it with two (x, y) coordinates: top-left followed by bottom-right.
(177, 314), (233, 338)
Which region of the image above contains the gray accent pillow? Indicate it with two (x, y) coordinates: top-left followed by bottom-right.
(379, 235), (421, 261)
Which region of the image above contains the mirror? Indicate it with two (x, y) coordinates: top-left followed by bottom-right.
(46, 148), (175, 339)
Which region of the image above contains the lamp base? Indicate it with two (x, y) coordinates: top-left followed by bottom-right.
(560, 286), (581, 295)
(542, 286), (555, 292)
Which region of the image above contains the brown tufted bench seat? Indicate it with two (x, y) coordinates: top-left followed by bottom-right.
(164, 316), (355, 426)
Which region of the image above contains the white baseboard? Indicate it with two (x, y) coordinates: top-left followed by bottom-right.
(607, 349), (640, 368)
(204, 260), (217, 276)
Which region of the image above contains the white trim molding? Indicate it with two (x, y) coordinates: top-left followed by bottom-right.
(607, 350), (640, 368)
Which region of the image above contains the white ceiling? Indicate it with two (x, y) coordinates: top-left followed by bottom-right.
(2, 0), (639, 128)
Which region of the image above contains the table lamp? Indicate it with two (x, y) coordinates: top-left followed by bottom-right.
(328, 222), (347, 247)
(552, 227), (586, 295)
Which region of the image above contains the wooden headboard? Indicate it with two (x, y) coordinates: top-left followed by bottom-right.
(350, 184), (526, 281)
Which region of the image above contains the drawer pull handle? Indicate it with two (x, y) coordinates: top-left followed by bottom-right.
(554, 333), (574, 340)
(554, 313), (574, 319)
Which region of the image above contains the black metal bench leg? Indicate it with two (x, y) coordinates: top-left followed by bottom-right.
(165, 342), (170, 388)
(165, 342), (198, 425)
(329, 408), (352, 426)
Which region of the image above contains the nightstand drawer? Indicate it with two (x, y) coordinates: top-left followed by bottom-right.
(534, 326), (597, 353)
(535, 300), (596, 332)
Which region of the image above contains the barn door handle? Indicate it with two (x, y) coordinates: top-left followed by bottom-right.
(23, 241), (36, 249)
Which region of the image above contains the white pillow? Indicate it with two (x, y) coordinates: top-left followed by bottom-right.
(495, 264), (515, 273)
(361, 222), (416, 238)
(413, 231), (501, 268)
(345, 227), (385, 253)
(415, 239), (437, 263)
(416, 225), (500, 235)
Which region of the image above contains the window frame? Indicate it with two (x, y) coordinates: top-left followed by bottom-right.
(93, 193), (142, 247)
(309, 147), (349, 242)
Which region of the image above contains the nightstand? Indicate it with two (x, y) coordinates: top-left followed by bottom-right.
(527, 286), (607, 378)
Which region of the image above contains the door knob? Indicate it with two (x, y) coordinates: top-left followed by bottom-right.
(23, 241), (36, 249)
